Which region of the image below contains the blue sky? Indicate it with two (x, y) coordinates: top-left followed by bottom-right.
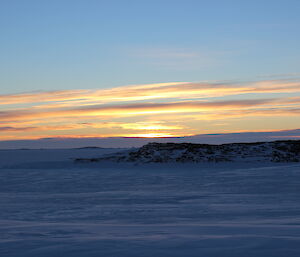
(1, 0), (300, 94)
(1, 1), (300, 141)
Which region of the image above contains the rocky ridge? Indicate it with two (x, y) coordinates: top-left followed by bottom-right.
(75, 140), (300, 163)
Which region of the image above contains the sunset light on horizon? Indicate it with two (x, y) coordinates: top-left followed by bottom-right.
(1, 78), (300, 140)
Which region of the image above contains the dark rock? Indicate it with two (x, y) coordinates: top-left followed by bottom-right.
(75, 140), (300, 164)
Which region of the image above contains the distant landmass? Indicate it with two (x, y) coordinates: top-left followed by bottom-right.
(76, 140), (300, 163)
(1, 129), (300, 149)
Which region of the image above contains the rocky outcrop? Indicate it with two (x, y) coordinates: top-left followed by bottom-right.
(75, 140), (300, 163)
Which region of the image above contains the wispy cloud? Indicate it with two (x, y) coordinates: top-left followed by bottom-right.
(0, 126), (37, 132)
(2, 79), (300, 108)
(1, 78), (300, 140)
(0, 98), (281, 122)
(127, 46), (223, 69)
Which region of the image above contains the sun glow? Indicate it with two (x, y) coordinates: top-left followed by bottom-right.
(127, 132), (177, 138)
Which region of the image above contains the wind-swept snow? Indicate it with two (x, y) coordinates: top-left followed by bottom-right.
(0, 148), (300, 256)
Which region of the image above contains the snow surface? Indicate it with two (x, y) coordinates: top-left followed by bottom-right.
(1, 148), (300, 256)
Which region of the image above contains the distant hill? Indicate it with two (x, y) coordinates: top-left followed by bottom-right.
(1, 129), (300, 149)
(75, 140), (300, 163)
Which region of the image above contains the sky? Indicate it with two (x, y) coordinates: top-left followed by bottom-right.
(0, 0), (300, 141)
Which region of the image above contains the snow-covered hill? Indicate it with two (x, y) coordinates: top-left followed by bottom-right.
(76, 140), (300, 163)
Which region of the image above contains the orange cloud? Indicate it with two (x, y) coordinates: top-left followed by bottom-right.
(1, 78), (300, 140)
(0, 98), (279, 122)
(1, 79), (300, 108)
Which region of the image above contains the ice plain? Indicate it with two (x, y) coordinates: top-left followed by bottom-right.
(0, 148), (300, 257)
